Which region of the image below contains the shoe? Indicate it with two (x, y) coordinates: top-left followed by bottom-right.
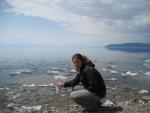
(83, 103), (102, 112)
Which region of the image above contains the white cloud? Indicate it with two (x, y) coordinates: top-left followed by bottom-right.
(5, 0), (150, 40)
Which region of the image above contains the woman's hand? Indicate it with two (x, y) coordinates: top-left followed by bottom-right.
(55, 81), (64, 88)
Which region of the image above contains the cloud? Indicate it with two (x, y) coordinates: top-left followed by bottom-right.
(4, 0), (150, 37)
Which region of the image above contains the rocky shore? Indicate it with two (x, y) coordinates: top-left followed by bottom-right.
(0, 85), (150, 113)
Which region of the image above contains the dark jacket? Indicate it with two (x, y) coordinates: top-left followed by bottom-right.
(64, 61), (106, 97)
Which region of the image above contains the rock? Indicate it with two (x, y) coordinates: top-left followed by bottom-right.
(141, 96), (150, 102)
(117, 101), (129, 107)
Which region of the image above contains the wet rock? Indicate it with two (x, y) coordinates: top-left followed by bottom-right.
(117, 101), (129, 107)
(141, 96), (150, 102)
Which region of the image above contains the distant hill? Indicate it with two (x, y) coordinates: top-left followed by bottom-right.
(105, 43), (150, 52)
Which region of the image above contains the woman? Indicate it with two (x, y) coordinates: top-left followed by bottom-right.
(57, 53), (106, 111)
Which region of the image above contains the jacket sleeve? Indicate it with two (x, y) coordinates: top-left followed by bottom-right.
(64, 73), (80, 88)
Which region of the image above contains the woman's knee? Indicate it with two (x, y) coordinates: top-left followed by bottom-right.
(70, 91), (78, 99)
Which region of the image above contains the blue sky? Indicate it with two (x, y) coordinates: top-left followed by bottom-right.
(0, 0), (150, 46)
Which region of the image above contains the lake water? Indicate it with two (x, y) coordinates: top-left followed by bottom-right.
(0, 46), (150, 111)
(0, 46), (150, 87)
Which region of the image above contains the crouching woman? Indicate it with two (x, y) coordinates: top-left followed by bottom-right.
(57, 53), (106, 111)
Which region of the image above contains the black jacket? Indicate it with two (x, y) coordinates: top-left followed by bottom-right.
(64, 61), (106, 97)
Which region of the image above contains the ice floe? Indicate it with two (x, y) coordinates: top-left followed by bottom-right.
(69, 69), (76, 73)
(101, 68), (109, 72)
(144, 71), (150, 76)
(121, 70), (138, 76)
(47, 70), (60, 75)
(110, 65), (117, 68)
(22, 83), (54, 87)
(145, 59), (150, 63)
(110, 70), (118, 74)
(0, 87), (9, 90)
(144, 59), (150, 69)
(54, 75), (68, 80)
(10, 69), (32, 75)
(105, 78), (117, 81)
(139, 89), (148, 94)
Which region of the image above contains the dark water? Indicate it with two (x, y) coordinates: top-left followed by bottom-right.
(0, 46), (150, 111)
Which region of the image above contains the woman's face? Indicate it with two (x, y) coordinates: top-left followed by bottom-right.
(72, 57), (82, 71)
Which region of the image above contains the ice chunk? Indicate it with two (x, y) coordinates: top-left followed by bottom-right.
(54, 75), (68, 80)
(145, 59), (150, 63)
(121, 71), (138, 76)
(23, 83), (54, 87)
(110, 70), (118, 74)
(10, 69), (32, 75)
(105, 78), (117, 81)
(47, 70), (60, 75)
(144, 71), (150, 76)
(23, 84), (36, 87)
(101, 68), (109, 72)
(139, 89), (148, 94)
(103, 100), (114, 106)
(69, 69), (76, 73)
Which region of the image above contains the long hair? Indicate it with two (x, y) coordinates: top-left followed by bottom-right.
(72, 53), (88, 64)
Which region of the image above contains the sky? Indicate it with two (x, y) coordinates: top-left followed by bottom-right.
(0, 0), (150, 46)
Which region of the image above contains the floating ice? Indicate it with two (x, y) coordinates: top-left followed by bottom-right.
(139, 89), (148, 94)
(145, 59), (150, 63)
(22, 83), (54, 87)
(101, 68), (109, 72)
(10, 71), (21, 75)
(107, 87), (116, 90)
(37, 83), (54, 87)
(103, 100), (114, 106)
(105, 78), (117, 81)
(10, 69), (32, 75)
(0, 87), (9, 90)
(111, 65), (117, 68)
(23, 84), (36, 87)
(110, 70), (118, 74)
(54, 75), (68, 80)
(69, 69), (76, 73)
(144, 71), (150, 76)
(47, 70), (60, 75)
(121, 71), (138, 76)
(0, 87), (4, 90)
(144, 59), (150, 69)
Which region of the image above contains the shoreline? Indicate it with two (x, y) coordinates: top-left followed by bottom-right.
(0, 85), (150, 113)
